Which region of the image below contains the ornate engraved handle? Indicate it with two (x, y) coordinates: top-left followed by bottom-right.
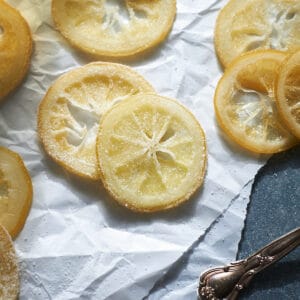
(198, 227), (300, 300)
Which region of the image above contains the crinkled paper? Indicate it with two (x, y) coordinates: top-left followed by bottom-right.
(0, 1), (267, 299)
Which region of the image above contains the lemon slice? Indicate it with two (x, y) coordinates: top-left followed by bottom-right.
(214, 50), (297, 154)
(0, 147), (32, 238)
(0, 224), (19, 299)
(97, 93), (207, 212)
(215, 0), (300, 67)
(276, 50), (300, 139)
(38, 62), (154, 179)
(0, 1), (32, 101)
(52, 0), (176, 57)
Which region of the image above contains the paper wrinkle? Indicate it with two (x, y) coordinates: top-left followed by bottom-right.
(0, 0), (267, 299)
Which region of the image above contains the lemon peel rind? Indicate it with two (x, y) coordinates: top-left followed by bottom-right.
(97, 93), (207, 213)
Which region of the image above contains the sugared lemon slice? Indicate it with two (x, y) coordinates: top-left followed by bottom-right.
(52, 0), (176, 57)
(0, 1), (32, 101)
(214, 50), (297, 153)
(215, 0), (300, 67)
(97, 93), (207, 212)
(38, 62), (154, 179)
(0, 147), (32, 238)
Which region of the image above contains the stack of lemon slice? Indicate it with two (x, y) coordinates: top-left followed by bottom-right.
(38, 63), (207, 212)
(214, 0), (300, 153)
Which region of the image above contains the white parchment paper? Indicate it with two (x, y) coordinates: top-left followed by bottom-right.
(0, 1), (268, 299)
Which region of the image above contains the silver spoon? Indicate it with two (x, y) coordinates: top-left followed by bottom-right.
(198, 227), (300, 300)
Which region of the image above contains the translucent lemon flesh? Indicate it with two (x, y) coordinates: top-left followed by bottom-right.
(214, 50), (297, 153)
(276, 50), (300, 139)
(215, 0), (300, 67)
(0, 147), (32, 238)
(97, 94), (207, 212)
(38, 62), (154, 179)
(52, 0), (176, 57)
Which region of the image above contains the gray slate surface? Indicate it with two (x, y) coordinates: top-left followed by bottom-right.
(238, 145), (300, 299)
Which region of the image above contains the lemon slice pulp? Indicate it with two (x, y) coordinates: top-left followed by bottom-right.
(214, 50), (297, 153)
(97, 93), (207, 212)
(0, 224), (19, 300)
(276, 50), (300, 139)
(38, 62), (154, 179)
(52, 0), (176, 57)
(215, 0), (300, 67)
(0, 147), (32, 238)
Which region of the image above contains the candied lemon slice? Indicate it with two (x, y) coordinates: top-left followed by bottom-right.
(52, 0), (176, 57)
(97, 94), (207, 212)
(215, 0), (300, 67)
(0, 147), (32, 238)
(0, 1), (32, 101)
(0, 224), (19, 299)
(276, 50), (300, 139)
(38, 62), (154, 179)
(214, 50), (297, 153)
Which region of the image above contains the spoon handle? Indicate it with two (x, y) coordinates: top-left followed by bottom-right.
(198, 227), (300, 300)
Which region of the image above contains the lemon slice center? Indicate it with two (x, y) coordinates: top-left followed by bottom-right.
(66, 0), (148, 35)
(51, 75), (139, 153)
(109, 109), (194, 196)
(230, 83), (285, 142)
